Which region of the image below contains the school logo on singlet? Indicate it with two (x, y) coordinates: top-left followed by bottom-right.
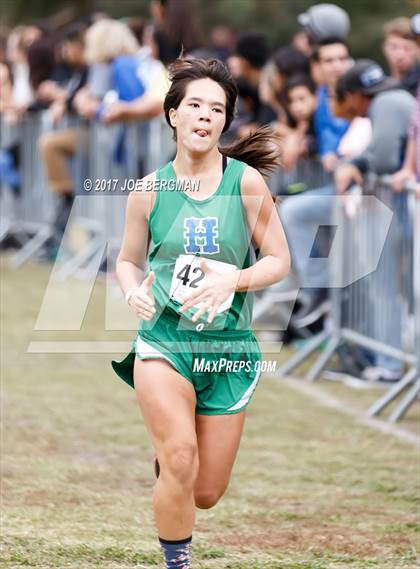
(183, 217), (219, 254)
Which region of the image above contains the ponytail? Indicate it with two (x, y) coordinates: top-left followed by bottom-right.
(220, 125), (282, 177)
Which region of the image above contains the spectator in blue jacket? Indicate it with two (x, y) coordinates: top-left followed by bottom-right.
(278, 37), (352, 327)
(311, 37), (352, 172)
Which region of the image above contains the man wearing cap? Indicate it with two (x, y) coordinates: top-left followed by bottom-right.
(335, 59), (415, 382)
(335, 60), (415, 191)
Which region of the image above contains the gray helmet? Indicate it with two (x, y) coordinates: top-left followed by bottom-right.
(411, 13), (420, 36)
(298, 3), (350, 41)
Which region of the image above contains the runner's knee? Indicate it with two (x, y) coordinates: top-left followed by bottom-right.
(161, 439), (198, 488)
(195, 488), (224, 509)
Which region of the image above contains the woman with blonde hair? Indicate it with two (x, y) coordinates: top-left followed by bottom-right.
(84, 19), (139, 65)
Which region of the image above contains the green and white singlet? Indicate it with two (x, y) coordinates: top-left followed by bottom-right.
(112, 157), (263, 415)
(143, 156), (253, 331)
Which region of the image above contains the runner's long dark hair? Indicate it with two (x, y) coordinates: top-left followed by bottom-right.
(164, 58), (281, 176)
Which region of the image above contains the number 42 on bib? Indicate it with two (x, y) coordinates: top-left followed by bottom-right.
(169, 254), (237, 314)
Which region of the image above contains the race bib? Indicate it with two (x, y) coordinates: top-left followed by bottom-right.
(169, 254), (237, 314)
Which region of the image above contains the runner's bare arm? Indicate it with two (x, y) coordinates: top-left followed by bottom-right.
(115, 172), (157, 296)
(238, 165), (290, 292)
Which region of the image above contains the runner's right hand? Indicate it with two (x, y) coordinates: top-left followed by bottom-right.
(128, 272), (156, 320)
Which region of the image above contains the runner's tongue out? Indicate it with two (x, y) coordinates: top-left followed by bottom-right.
(196, 129), (208, 137)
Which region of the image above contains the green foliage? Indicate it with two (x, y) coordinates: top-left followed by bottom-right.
(2, 0), (417, 65)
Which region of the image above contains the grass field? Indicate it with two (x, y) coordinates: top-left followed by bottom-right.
(2, 256), (419, 569)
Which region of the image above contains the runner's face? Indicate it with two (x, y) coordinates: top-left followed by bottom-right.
(170, 78), (227, 154)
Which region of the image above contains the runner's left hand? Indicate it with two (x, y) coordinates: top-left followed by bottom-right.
(179, 260), (240, 324)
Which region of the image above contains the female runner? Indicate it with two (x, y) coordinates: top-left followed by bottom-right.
(112, 57), (290, 569)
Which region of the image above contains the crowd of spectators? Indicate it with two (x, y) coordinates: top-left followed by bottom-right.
(0, 2), (419, 383)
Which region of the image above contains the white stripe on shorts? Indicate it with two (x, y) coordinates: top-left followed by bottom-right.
(227, 368), (261, 412)
(136, 336), (176, 368)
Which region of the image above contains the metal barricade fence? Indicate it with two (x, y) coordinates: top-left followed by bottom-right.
(59, 119), (151, 280)
(277, 176), (419, 422)
(3, 113), (418, 420)
(367, 185), (420, 421)
(1, 112), (54, 255)
(0, 116), (23, 243)
(1, 112), (85, 267)
(0, 112), (175, 278)
(60, 116), (175, 281)
(267, 156), (333, 197)
(253, 157), (333, 337)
